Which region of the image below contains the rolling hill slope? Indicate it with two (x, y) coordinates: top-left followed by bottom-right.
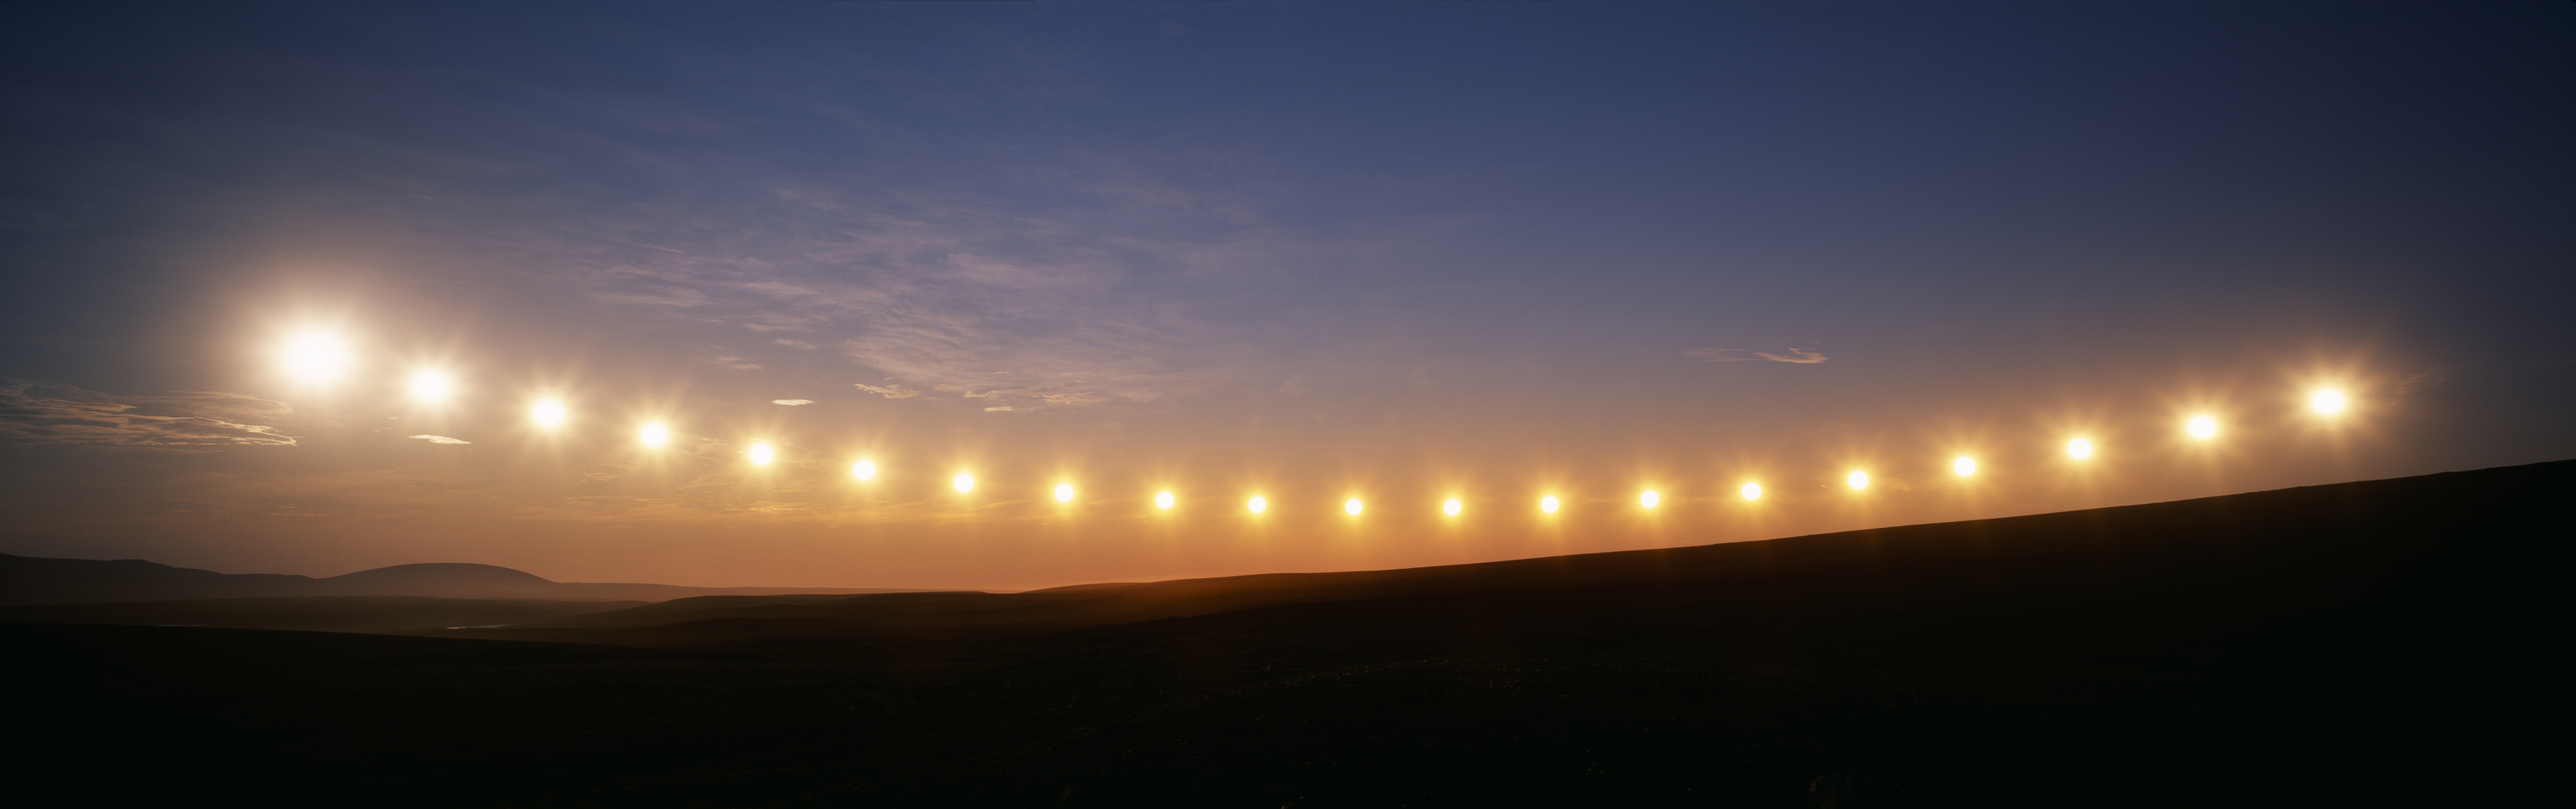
(8, 460), (2565, 807)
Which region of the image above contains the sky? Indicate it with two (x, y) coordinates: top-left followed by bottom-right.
(1, 2), (2568, 590)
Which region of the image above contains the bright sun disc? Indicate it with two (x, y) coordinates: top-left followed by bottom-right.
(1443, 498), (1462, 516)
(280, 331), (354, 384)
(748, 442), (774, 466)
(2186, 415), (2218, 440)
(1344, 498), (1364, 515)
(953, 473), (975, 492)
(1156, 491), (1175, 510)
(2067, 439), (2094, 460)
(851, 460), (875, 480)
(1741, 482), (1762, 500)
(530, 399), (567, 429)
(1540, 495), (1560, 514)
(1848, 471), (1869, 490)
(638, 423), (668, 448)
(406, 370), (452, 403)
(1953, 456), (1977, 476)
(1248, 496), (1267, 514)
(1639, 490), (1659, 509)
(2311, 389), (2347, 415)
(1055, 483), (1075, 502)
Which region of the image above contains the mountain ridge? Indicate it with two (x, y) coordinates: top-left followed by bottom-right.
(0, 555), (966, 605)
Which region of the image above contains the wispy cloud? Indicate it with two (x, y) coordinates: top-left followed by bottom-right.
(853, 383), (922, 399)
(408, 435), (471, 445)
(771, 399), (814, 406)
(1686, 347), (1830, 364)
(548, 172), (1302, 411)
(0, 379), (297, 448)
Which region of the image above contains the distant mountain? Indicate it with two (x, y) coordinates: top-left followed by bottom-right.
(0, 555), (960, 605)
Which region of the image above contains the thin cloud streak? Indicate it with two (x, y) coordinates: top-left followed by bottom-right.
(0, 379), (297, 449)
(1686, 347), (1830, 364)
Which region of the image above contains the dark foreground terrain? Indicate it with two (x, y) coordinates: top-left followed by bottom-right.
(10, 462), (2568, 807)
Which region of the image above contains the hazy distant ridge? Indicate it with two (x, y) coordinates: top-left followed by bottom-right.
(0, 557), (955, 605)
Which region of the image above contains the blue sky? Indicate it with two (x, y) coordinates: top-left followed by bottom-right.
(1, 2), (2568, 588)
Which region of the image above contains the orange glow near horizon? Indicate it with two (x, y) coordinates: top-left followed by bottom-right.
(209, 321), (2438, 591)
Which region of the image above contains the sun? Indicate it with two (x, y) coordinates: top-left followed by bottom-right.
(2310, 389), (2347, 415)
(279, 330), (354, 384)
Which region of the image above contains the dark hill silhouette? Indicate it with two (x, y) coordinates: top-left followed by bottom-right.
(0, 555), (962, 605)
(0, 555), (315, 605)
(8, 460), (2566, 807)
(315, 562), (553, 595)
(0, 595), (645, 634)
(451, 459), (2573, 648)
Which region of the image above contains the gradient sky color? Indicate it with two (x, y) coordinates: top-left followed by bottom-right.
(2, 3), (2568, 590)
